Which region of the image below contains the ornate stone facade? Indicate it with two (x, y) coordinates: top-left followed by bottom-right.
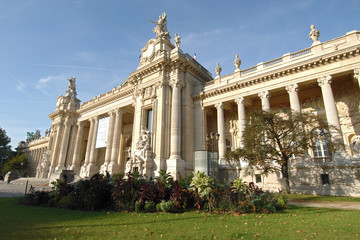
(18, 16), (360, 196)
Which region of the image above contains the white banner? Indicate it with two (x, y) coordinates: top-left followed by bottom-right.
(95, 117), (110, 148)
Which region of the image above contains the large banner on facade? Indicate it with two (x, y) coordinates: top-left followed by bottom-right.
(95, 117), (110, 148)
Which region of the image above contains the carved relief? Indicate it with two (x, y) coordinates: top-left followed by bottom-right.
(335, 88), (360, 129)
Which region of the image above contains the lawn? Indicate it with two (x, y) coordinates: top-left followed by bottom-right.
(0, 197), (359, 240)
(287, 194), (360, 202)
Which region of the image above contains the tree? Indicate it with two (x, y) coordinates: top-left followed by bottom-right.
(226, 110), (342, 193)
(26, 129), (41, 142)
(0, 127), (13, 174)
(2, 153), (28, 176)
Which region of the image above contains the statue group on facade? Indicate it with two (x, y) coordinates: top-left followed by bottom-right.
(150, 12), (170, 40)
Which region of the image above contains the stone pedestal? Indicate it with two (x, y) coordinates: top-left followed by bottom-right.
(166, 155), (185, 180)
(126, 149), (154, 179)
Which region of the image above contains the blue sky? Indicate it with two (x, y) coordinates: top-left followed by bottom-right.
(1, 0), (359, 149)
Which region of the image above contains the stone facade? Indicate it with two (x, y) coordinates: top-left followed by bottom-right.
(18, 16), (360, 196)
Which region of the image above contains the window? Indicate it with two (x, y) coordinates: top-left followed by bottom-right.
(321, 174), (330, 184)
(255, 174), (262, 183)
(313, 129), (331, 159)
(146, 109), (153, 133)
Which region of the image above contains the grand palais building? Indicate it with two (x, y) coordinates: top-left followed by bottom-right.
(18, 14), (360, 196)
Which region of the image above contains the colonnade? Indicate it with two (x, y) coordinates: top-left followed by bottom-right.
(212, 75), (342, 165)
(73, 108), (124, 177)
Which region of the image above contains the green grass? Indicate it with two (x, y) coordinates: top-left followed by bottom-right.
(287, 194), (360, 202)
(0, 198), (359, 240)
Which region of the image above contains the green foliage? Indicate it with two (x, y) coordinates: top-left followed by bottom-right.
(160, 200), (174, 212)
(144, 201), (156, 212)
(155, 169), (174, 188)
(0, 127), (13, 174)
(26, 130), (41, 142)
(277, 192), (288, 208)
(231, 178), (248, 194)
(22, 171), (286, 214)
(190, 171), (214, 199)
(2, 153), (28, 175)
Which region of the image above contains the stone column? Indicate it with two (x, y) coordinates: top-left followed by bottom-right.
(49, 121), (64, 175)
(354, 68), (360, 89)
(100, 110), (116, 174)
(286, 83), (301, 112)
(56, 118), (72, 172)
(86, 116), (100, 177)
(317, 75), (342, 136)
(108, 109), (122, 174)
(215, 102), (226, 162)
(235, 97), (246, 147)
(70, 121), (85, 173)
(258, 90), (271, 111)
(79, 119), (94, 177)
(167, 79), (185, 179)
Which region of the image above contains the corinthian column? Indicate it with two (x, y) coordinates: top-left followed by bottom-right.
(86, 116), (100, 176)
(108, 109), (122, 174)
(100, 111), (116, 175)
(317, 75), (342, 136)
(166, 79), (184, 179)
(70, 121), (85, 173)
(235, 97), (246, 147)
(286, 83), (301, 112)
(49, 121), (64, 175)
(56, 117), (72, 171)
(258, 90), (271, 111)
(215, 102), (226, 162)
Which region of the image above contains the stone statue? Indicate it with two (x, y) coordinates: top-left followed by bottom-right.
(234, 54), (241, 71)
(174, 33), (181, 48)
(37, 150), (51, 178)
(65, 77), (77, 98)
(309, 25), (320, 45)
(136, 126), (151, 150)
(150, 12), (170, 40)
(215, 62), (222, 78)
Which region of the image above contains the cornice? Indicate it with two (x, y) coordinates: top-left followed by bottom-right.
(193, 46), (360, 101)
(77, 87), (134, 115)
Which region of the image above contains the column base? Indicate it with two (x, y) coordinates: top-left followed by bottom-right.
(99, 162), (109, 175)
(100, 162), (120, 176)
(79, 164), (88, 178)
(166, 155), (185, 180)
(79, 163), (99, 178)
(69, 165), (79, 175)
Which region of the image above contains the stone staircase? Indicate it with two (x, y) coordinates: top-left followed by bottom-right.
(10, 177), (50, 186)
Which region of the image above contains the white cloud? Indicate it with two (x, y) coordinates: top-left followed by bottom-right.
(16, 81), (25, 92)
(35, 75), (65, 96)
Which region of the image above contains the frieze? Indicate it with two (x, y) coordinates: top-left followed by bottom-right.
(193, 48), (360, 101)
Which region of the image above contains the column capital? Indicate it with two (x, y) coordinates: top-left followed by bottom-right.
(235, 97), (245, 105)
(170, 79), (183, 89)
(354, 68), (360, 80)
(258, 90), (270, 99)
(77, 121), (86, 128)
(215, 102), (223, 110)
(285, 83), (299, 93)
(64, 117), (72, 127)
(317, 75), (332, 86)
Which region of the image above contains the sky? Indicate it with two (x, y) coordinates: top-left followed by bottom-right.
(1, 0), (359, 149)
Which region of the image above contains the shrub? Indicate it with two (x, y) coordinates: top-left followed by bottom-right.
(58, 194), (75, 209)
(190, 171), (214, 199)
(160, 200), (174, 213)
(144, 201), (156, 212)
